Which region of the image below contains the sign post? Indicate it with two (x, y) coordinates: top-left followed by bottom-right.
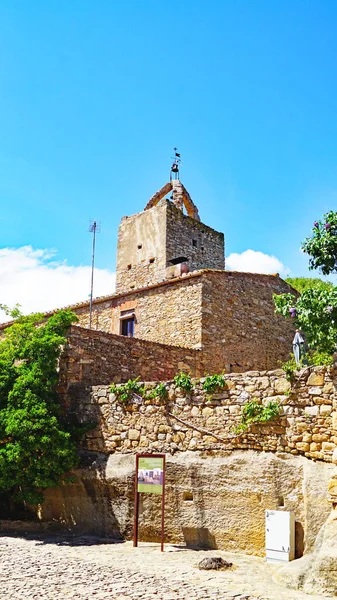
(134, 453), (166, 552)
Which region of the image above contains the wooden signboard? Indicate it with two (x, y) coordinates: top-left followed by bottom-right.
(133, 453), (166, 551)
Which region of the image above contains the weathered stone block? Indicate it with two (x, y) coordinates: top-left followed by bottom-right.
(332, 412), (337, 430)
(323, 381), (335, 394)
(322, 442), (336, 453)
(257, 377), (270, 390)
(229, 405), (240, 415)
(274, 379), (291, 394)
(307, 372), (325, 386)
(308, 386), (324, 395)
(313, 396), (330, 405)
(245, 385), (256, 392)
(328, 477), (337, 496)
(320, 405), (332, 416)
(305, 406), (319, 417)
(312, 434), (329, 443)
(128, 429), (140, 441)
(296, 422), (309, 432)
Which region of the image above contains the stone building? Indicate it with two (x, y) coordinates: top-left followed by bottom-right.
(0, 177), (296, 375)
(64, 177), (295, 374)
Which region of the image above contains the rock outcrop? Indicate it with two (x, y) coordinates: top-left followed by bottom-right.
(39, 450), (334, 557)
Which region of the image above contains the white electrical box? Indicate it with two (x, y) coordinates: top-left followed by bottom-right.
(265, 510), (295, 563)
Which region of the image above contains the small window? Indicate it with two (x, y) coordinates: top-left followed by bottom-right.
(149, 257), (155, 264)
(127, 264), (132, 270)
(137, 244), (142, 250)
(192, 239), (197, 247)
(183, 491), (193, 501)
(169, 256), (188, 265)
(121, 317), (135, 337)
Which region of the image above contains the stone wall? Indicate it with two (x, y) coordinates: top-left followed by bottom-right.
(40, 367), (337, 555)
(76, 367), (337, 462)
(116, 202), (167, 294)
(58, 326), (202, 411)
(75, 298), (113, 332)
(110, 276), (203, 348)
(201, 271), (296, 372)
(115, 200), (224, 294)
(62, 269), (296, 374)
(165, 201), (224, 272)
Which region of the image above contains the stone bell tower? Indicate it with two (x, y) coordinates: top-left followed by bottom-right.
(115, 179), (225, 294)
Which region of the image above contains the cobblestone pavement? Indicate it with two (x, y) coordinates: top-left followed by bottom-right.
(0, 535), (325, 600)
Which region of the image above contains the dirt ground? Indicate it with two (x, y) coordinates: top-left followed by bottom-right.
(0, 534), (327, 600)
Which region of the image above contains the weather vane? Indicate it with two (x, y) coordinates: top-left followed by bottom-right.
(170, 147), (181, 181)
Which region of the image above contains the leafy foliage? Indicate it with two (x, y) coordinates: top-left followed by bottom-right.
(274, 286), (337, 355)
(275, 214), (337, 361)
(235, 399), (281, 433)
(280, 350), (333, 382)
(146, 382), (168, 401)
(110, 377), (145, 404)
(280, 355), (299, 381)
(285, 277), (333, 294)
(309, 351), (334, 367)
(301, 211), (337, 275)
(173, 372), (193, 393)
(202, 373), (226, 394)
(0, 308), (79, 504)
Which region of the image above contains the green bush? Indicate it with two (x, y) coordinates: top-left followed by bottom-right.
(146, 382), (168, 401)
(202, 373), (226, 394)
(280, 355), (300, 381)
(0, 308), (80, 505)
(173, 372), (193, 393)
(234, 398), (281, 434)
(110, 377), (145, 403)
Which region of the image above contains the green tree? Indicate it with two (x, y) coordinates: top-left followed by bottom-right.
(0, 308), (79, 505)
(274, 213), (337, 359)
(285, 277), (333, 294)
(301, 211), (337, 275)
(274, 287), (337, 355)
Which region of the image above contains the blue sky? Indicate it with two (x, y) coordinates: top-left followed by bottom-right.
(1, 1), (337, 318)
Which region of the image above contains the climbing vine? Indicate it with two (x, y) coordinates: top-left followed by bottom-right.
(110, 372), (229, 405)
(234, 399), (281, 434)
(110, 377), (145, 403)
(202, 373), (226, 394)
(173, 372), (193, 393)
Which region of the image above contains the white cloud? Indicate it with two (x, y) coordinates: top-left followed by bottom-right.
(0, 246), (115, 323)
(226, 249), (289, 276)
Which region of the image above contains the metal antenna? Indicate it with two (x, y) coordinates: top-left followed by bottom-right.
(170, 147), (181, 181)
(89, 219), (101, 329)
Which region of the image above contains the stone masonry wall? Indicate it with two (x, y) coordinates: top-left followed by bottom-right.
(165, 201), (224, 271)
(58, 326), (202, 411)
(201, 271), (296, 372)
(110, 277), (203, 348)
(65, 269), (295, 374)
(40, 367), (337, 555)
(76, 367), (337, 463)
(75, 299), (113, 332)
(116, 202), (167, 294)
(115, 200), (224, 295)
